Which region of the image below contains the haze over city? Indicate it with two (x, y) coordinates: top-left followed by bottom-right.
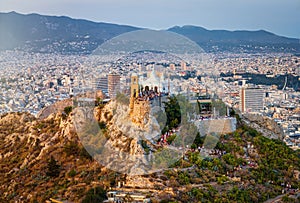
(1, 0), (300, 38)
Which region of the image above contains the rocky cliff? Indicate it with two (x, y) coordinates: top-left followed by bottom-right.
(1, 102), (299, 203)
(243, 114), (284, 140)
(0, 112), (106, 202)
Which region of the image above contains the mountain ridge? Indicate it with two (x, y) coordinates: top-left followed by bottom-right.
(1, 11), (299, 54)
(0, 11), (140, 54)
(169, 25), (298, 39)
(167, 25), (300, 53)
(168, 25), (298, 43)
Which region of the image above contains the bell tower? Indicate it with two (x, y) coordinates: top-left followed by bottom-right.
(129, 73), (150, 128)
(131, 74), (139, 98)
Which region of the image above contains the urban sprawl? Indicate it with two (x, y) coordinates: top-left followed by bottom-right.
(0, 51), (299, 150)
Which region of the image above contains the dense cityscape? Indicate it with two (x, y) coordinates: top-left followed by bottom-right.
(0, 50), (299, 151)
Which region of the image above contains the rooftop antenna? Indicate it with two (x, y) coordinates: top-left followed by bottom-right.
(213, 107), (216, 119)
(282, 75), (288, 91)
(80, 64), (85, 95)
(168, 74), (170, 95)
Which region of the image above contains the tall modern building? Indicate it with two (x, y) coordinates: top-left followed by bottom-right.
(240, 87), (265, 113)
(108, 74), (121, 99)
(97, 77), (108, 95)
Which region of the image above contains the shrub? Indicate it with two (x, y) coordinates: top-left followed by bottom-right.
(68, 169), (77, 177)
(217, 176), (229, 184)
(167, 134), (177, 145)
(81, 187), (106, 203)
(141, 140), (150, 154)
(98, 121), (106, 130)
(64, 142), (80, 156)
(46, 156), (60, 177)
(178, 172), (190, 185)
(64, 106), (73, 115)
(80, 147), (93, 160)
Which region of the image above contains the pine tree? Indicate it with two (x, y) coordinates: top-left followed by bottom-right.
(46, 156), (61, 177)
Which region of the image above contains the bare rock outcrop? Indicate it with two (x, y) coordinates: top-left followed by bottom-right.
(243, 113), (284, 140)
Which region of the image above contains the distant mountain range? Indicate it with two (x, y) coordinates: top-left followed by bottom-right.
(0, 11), (299, 54)
(168, 26), (300, 53)
(0, 12), (139, 54)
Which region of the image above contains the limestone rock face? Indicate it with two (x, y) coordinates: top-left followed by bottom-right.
(129, 97), (150, 129)
(125, 175), (165, 189)
(76, 100), (162, 175)
(0, 112), (78, 167)
(37, 99), (73, 119)
(0, 111), (84, 201)
(243, 114), (284, 140)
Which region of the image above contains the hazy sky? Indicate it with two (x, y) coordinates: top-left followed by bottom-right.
(1, 0), (300, 38)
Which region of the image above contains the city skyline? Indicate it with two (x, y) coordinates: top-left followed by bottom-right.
(0, 0), (300, 38)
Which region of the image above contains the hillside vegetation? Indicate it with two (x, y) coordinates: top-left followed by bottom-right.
(0, 110), (299, 202)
